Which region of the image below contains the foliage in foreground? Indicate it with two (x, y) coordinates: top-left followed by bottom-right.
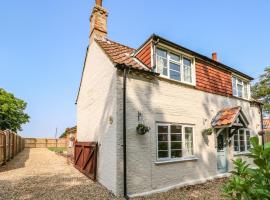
(252, 67), (270, 114)
(0, 88), (30, 132)
(223, 137), (270, 200)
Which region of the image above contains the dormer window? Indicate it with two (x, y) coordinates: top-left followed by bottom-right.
(232, 76), (250, 99)
(156, 48), (195, 85)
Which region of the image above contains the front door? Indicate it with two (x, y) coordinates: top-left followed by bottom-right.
(217, 129), (228, 173)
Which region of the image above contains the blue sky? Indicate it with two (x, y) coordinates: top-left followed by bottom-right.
(0, 0), (269, 138)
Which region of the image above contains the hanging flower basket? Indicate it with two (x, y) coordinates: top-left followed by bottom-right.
(136, 123), (150, 135)
(202, 128), (213, 136)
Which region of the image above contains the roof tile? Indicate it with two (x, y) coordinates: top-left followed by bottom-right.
(211, 106), (241, 127)
(95, 39), (150, 71)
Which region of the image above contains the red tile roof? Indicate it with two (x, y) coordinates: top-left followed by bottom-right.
(211, 106), (242, 127)
(95, 39), (150, 71)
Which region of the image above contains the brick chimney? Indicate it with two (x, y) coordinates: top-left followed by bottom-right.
(89, 0), (108, 44)
(212, 52), (217, 61)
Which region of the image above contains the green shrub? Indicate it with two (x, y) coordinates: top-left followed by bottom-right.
(223, 137), (270, 199)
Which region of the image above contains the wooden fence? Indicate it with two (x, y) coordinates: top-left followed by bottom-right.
(265, 131), (270, 143)
(24, 138), (67, 148)
(0, 130), (25, 166)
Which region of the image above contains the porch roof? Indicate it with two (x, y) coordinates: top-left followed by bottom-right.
(211, 106), (249, 128)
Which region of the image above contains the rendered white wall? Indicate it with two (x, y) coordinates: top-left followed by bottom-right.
(76, 41), (118, 194)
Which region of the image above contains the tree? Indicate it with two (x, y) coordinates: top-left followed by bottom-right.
(252, 67), (270, 114)
(223, 137), (270, 199)
(0, 88), (30, 132)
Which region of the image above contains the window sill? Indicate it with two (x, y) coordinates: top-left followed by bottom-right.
(158, 75), (196, 88)
(231, 95), (250, 102)
(155, 156), (198, 165)
(234, 152), (250, 156)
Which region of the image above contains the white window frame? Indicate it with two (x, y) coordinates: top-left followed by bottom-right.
(233, 128), (252, 153)
(156, 123), (195, 162)
(232, 76), (250, 100)
(156, 47), (196, 86)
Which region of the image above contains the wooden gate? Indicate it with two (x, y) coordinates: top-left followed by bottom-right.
(74, 142), (98, 181)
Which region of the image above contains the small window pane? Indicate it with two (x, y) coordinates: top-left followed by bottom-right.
(170, 70), (180, 81)
(185, 133), (193, 142)
(240, 143), (245, 151)
(234, 133), (239, 152)
(183, 57), (191, 66)
(158, 142), (168, 150)
(171, 125), (182, 133)
(157, 57), (168, 76)
(157, 48), (167, 58)
(183, 58), (192, 83)
(158, 126), (168, 133)
(158, 151), (169, 158)
(158, 134), (168, 141)
(171, 134), (182, 141)
(169, 62), (180, 72)
(237, 84), (243, 97)
(171, 150), (182, 158)
(185, 142), (193, 149)
(232, 77), (237, 96)
(239, 130), (245, 140)
(185, 127), (193, 156)
(171, 142), (182, 149)
(246, 131), (251, 150)
(244, 83), (248, 99)
(169, 53), (180, 62)
(184, 66), (192, 83)
(185, 127), (193, 134)
(234, 142), (239, 151)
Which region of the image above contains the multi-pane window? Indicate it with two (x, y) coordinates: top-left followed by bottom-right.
(232, 76), (249, 99)
(156, 48), (194, 84)
(234, 129), (251, 153)
(157, 123), (194, 161)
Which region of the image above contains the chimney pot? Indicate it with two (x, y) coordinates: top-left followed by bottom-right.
(96, 0), (102, 6)
(212, 52), (217, 61)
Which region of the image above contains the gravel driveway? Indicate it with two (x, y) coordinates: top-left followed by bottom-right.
(0, 148), (122, 200)
(0, 148), (227, 200)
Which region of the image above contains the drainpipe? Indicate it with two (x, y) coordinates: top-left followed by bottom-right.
(123, 67), (128, 199)
(260, 105), (265, 150)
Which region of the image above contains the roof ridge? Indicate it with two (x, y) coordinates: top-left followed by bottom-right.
(96, 38), (136, 51)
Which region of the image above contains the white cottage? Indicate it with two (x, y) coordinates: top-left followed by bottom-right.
(76, 0), (263, 197)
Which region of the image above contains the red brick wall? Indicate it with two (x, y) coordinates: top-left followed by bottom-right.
(136, 42), (152, 69)
(195, 59), (233, 97)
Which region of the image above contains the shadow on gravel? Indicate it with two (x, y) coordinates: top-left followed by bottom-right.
(0, 173), (123, 200)
(0, 172), (228, 200)
(0, 148), (30, 173)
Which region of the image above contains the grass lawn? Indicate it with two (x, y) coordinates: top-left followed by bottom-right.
(48, 147), (67, 153)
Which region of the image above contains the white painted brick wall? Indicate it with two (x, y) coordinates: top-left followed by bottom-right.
(76, 41), (118, 194)
(116, 72), (261, 196)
